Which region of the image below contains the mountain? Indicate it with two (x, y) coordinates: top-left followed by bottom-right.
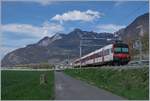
(115, 13), (149, 58)
(115, 13), (149, 40)
(1, 29), (114, 67)
(2, 13), (149, 67)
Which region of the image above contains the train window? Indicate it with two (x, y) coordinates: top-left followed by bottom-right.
(106, 50), (108, 55)
(114, 48), (121, 52)
(109, 49), (112, 54)
(107, 49), (109, 55)
(96, 53), (99, 58)
(98, 52), (100, 57)
(104, 50), (106, 56)
(122, 48), (129, 53)
(100, 52), (102, 57)
(103, 50), (106, 56)
(103, 50), (105, 56)
(105, 49), (109, 55)
(103, 49), (109, 56)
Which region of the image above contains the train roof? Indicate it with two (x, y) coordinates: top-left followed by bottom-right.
(75, 44), (113, 61)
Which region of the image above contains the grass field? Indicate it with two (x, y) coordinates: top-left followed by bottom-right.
(1, 70), (54, 100)
(65, 67), (149, 100)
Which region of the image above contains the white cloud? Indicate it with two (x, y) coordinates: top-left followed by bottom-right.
(114, 1), (126, 6)
(42, 21), (64, 35)
(96, 24), (125, 33)
(3, 0), (52, 6)
(31, 0), (52, 6)
(2, 24), (43, 37)
(51, 10), (103, 23)
(1, 22), (64, 58)
(2, 22), (64, 38)
(18, 0), (52, 6)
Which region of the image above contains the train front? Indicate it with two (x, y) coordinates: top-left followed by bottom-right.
(113, 43), (130, 65)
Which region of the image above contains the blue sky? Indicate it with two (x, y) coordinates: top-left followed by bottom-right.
(1, 1), (149, 59)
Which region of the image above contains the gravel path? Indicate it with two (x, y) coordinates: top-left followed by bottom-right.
(55, 71), (125, 100)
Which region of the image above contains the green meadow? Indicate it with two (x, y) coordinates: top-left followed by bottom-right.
(65, 67), (149, 100)
(1, 70), (54, 100)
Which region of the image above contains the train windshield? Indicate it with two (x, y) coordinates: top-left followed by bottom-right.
(114, 43), (129, 53)
(114, 47), (129, 53)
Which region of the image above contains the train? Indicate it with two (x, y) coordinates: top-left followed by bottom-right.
(74, 42), (130, 67)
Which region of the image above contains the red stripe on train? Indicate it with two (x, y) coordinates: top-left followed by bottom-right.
(113, 53), (129, 59)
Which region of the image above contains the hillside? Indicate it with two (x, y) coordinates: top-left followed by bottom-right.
(116, 13), (149, 59)
(1, 29), (114, 67)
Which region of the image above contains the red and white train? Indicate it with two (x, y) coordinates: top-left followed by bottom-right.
(74, 42), (130, 67)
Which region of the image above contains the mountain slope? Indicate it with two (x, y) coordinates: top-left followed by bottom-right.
(115, 13), (149, 59)
(116, 13), (149, 40)
(1, 29), (114, 67)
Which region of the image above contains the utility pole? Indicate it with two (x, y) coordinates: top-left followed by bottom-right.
(136, 25), (143, 64)
(79, 39), (82, 68)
